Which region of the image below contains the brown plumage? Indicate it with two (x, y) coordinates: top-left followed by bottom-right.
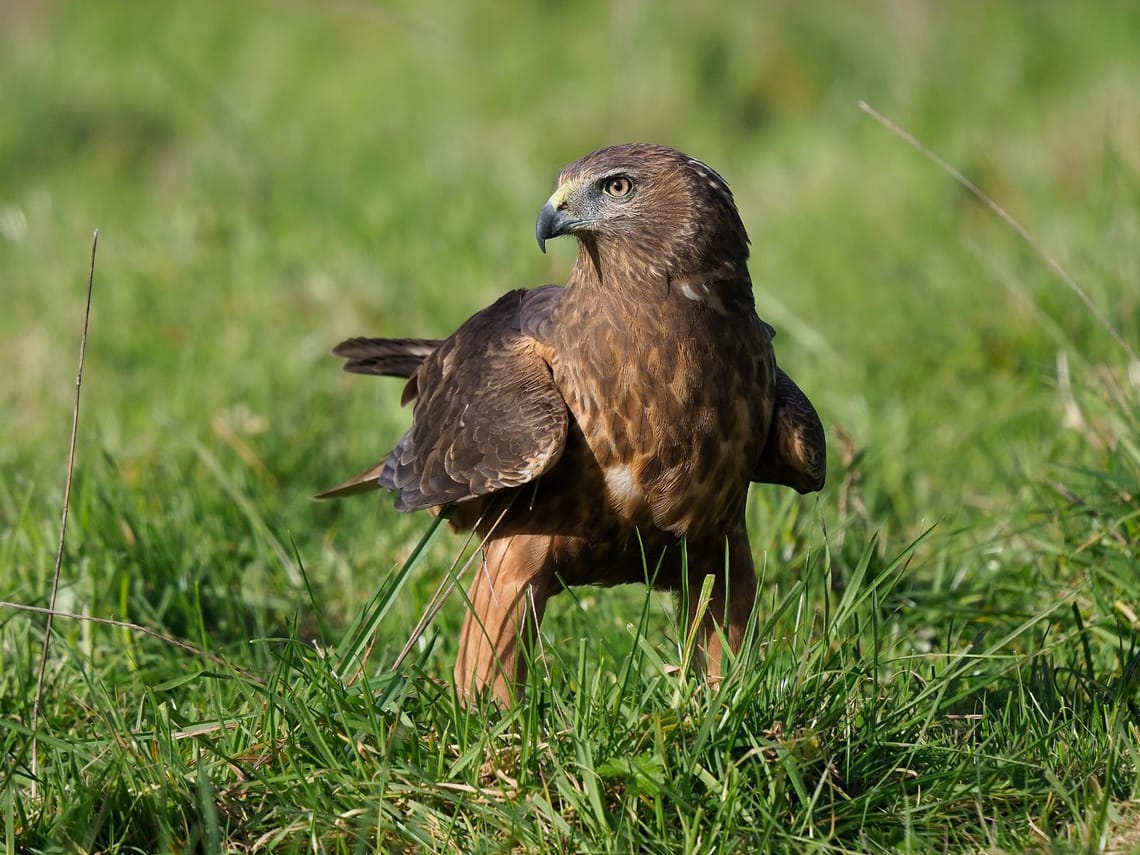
(319, 144), (825, 703)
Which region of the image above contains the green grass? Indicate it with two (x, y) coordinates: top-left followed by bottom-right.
(2, 0), (1139, 851)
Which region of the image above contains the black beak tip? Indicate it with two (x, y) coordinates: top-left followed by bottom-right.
(535, 202), (556, 254)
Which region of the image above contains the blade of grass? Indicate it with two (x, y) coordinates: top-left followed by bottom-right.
(334, 513), (449, 681)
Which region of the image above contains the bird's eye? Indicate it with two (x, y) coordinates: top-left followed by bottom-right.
(602, 175), (634, 198)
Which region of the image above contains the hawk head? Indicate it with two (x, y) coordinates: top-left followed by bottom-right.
(535, 143), (751, 273)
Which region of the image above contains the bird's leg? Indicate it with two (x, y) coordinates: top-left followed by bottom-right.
(679, 533), (757, 682)
(454, 534), (554, 705)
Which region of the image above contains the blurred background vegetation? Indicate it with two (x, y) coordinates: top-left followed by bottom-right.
(1, 0), (1138, 849)
(4, 0), (1137, 493)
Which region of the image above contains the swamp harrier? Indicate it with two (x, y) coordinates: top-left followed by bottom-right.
(319, 144), (825, 704)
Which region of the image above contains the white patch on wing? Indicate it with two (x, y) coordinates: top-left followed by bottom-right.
(604, 464), (642, 515)
(679, 282), (707, 302)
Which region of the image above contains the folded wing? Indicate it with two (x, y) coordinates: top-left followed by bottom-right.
(752, 368), (826, 493)
(317, 288), (568, 511)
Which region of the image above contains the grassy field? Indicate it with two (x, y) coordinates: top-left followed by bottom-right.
(2, 1), (1139, 851)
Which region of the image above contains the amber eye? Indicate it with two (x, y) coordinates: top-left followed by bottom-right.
(602, 175), (634, 198)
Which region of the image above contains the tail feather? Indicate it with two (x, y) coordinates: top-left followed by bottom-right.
(318, 338), (441, 501)
(332, 337), (441, 378)
(313, 460), (388, 500)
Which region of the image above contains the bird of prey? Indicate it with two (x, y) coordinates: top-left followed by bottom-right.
(319, 144), (825, 704)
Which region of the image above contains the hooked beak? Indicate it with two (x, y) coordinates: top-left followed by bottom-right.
(535, 201), (576, 253)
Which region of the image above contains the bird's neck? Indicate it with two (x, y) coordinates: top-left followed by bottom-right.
(565, 238), (755, 316)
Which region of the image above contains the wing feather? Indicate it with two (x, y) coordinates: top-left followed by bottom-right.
(378, 288), (568, 511)
(752, 367), (826, 493)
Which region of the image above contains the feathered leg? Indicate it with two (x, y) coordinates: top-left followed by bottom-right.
(454, 534), (555, 705)
(678, 529), (757, 682)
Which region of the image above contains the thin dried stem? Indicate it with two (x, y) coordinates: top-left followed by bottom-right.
(31, 231), (97, 797)
(1, 600), (264, 684)
(859, 100), (1138, 365)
